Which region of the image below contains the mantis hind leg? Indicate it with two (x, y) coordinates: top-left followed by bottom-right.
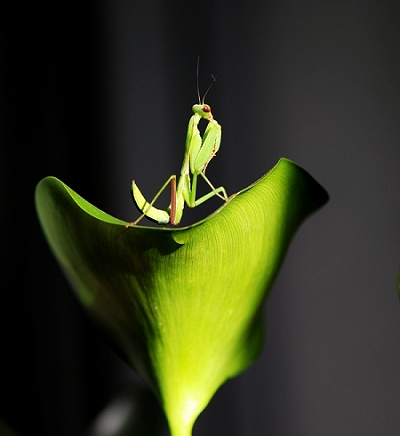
(127, 176), (176, 226)
(198, 172), (228, 202)
(187, 172), (228, 209)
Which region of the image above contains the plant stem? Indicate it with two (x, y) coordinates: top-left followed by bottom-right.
(170, 425), (192, 436)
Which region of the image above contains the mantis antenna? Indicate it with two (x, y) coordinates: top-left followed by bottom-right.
(197, 56), (219, 104)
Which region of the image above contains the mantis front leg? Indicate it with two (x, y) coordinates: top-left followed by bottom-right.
(184, 115), (228, 208)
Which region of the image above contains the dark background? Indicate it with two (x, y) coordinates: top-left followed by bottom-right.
(2, 1), (400, 435)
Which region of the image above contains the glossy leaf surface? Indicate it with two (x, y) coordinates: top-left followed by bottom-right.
(35, 158), (328, 436)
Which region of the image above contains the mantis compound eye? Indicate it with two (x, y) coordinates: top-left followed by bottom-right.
(202, 105), (211, 113)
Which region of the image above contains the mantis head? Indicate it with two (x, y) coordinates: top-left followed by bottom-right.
(192, 103), (213, 120)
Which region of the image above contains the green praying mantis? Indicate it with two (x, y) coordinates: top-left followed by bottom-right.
(128, 71), (228, 227)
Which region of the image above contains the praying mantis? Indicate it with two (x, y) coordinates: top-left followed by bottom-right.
(128, 71), (228, 227)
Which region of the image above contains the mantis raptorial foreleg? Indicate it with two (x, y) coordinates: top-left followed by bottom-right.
(127, 73), (228, 227)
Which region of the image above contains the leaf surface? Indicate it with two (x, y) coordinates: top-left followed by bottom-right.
(35, 158), (328, 436)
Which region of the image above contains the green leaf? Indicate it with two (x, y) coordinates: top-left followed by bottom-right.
(35, 158), (328, 436)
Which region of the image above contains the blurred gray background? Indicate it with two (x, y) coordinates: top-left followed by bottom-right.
(2, 1), (400, 435)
